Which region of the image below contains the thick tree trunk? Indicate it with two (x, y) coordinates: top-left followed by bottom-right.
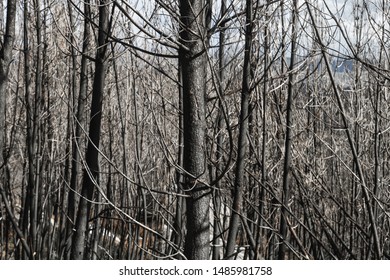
(179, 0), (210, 260)
(71, 0), (110, 260)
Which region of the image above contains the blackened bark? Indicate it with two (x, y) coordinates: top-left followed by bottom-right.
(70, 0), (110, 260)
(66, 0), (91, 259)
(20, 0), (30, 259)
(22, 0), (37, 259)
(179, 0), (210, 259)
(278, 0), (298, 260)
(0, 0), (28, 257)
(225, 0), (253, 259)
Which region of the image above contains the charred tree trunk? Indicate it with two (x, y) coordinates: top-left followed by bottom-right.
(70, 0), (110, 260)
(225, 0), (253, 260)
(179, 0), (210, 260)
(65, 0), (91, 259)
(278, 0), (298, 260)
(0, 0), (30, 258)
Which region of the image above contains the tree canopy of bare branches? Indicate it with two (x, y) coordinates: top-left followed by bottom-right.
(0, 0), (390, 260)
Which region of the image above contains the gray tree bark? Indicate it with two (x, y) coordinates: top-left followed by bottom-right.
(179, 0), (210, 260)
(0, 0), (16, 167)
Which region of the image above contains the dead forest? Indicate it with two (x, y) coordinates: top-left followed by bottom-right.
(0, 0), (390, 260)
